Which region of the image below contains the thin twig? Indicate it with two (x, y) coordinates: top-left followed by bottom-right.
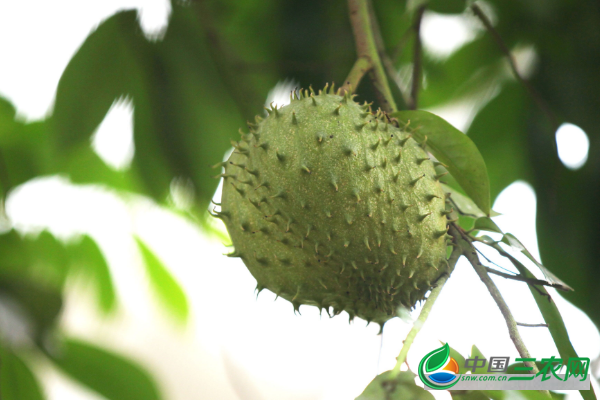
(517, 322), (549, 328)
(470, 4), (559, 130)
(484, 266), (568, 290)
(449, 225), (541, 375)
(389, 242), (462, 377)
(347, 0), (397, 112)
(471, 237), (571, 292)
(409, 5), (426, 110)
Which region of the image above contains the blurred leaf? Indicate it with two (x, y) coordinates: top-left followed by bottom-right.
(0, 277), (62, 345)
(51, 339), (160, 400)
(0, 230), (64, 343)
(445, 343), (469, 375)
(62, 141), (136, 193)
(0, 347), (44, 400)
(427, 0), (466, 14)
(466, 84), (532, 202)
(473, 217), (503, 234)
(50, 6), (246, 215)
(69, 235), (116, 314)
(392, 110), (490, 214)
(0, 110), (55, 197)
(419, 37), (504, 108)
(501, 233), (572, 291)
(51, 11), (143, 149)
(451, 391), (489, 400)
(455, 390), (566, 400)
(134, 236), (189, 322)
(485, 390), (565, 400)
(0, 230), (70, 289)
(468, 345), (487, 374)
(356, 371), (435, 400)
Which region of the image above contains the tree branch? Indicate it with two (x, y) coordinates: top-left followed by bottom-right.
(390, 242), (462, 377)
(409, 5), (426, 110)
(470, 4), (559, 130)
(346, 0), (397, 112)
(449, 225), (542, 376)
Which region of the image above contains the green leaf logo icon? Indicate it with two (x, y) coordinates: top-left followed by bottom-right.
(425, 343), (449, 373)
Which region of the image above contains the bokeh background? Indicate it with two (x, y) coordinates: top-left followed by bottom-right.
(0, 1), (599, 399)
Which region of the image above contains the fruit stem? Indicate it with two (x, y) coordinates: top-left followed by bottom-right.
(390, 242), (462, 377)
(342, 56), (372, 95)
(345, 0), (397, 112)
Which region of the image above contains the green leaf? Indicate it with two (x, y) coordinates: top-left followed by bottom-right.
(445, 343), (468, 375)
(450, 390), (489, 400)
(134, 236), (189, 322)
(51, 339), (160, 400)
(50, 6), (246, 215)
(466, 84), (532, 202)
(485, 389), (565, 400)
(392, 110), (491, 215)
(427, 0), (466, 14)
(51, 11), (144, 149)
(473, 217), (503, 234)
(469, 345), (488, 374)
(501, 233), (572, 291)
(69, 235), (117, 314)
(441, 184), (486, 218)
(356, 371), (435, 400)
(0, 347), (44, 400)
(0, 115), (55, 197)
(0, 230), (65, 343)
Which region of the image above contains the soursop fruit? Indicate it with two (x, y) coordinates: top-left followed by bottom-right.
(215, 86), (450, 326)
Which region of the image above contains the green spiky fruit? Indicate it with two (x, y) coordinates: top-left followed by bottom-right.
(217, 87), (449, 327)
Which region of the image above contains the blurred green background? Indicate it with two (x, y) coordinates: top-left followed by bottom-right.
(0, 0), (598, 398)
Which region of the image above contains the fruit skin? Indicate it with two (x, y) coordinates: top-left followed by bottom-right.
(217, 87), (449, 327)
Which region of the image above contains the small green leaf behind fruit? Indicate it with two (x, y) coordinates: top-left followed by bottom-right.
(392, 110), (491, 215)
(356, 371), (435, 400)
(473, 217), (503, 234)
